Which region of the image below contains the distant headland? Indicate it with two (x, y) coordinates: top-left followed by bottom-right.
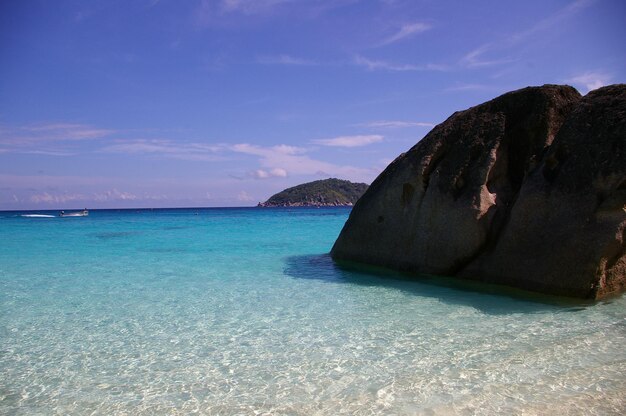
(258, 178), (368, 207)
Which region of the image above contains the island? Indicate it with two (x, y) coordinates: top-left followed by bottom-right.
(257, 178), (368, 207)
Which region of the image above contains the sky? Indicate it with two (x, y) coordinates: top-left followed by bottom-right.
(1, 0), (624, 209)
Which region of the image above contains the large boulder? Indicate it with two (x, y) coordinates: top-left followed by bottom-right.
(331, 84), (626, 299)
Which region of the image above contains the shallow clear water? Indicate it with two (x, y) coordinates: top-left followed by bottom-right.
(1, 207), (624, 415)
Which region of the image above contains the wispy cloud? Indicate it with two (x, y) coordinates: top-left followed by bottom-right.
(30, 192), (84, 204)
(260, 54), (443, 71)
(379, 22), (431, 46)
(357, 120), (434, 129)
(257, 54), (318, 66)
(101, 139), (226, 161)
(509, 0), (594, 42)
(92, 189), (139, 201)
(0, 123), (114, 148)
(251, 168), (288, 179)
(444, 83), (494, 92)
(220, 0), (293, 14)
(20, 123), (113, 138)
(231, 142), (376, 182)
(565, 71), (611, 93)
(18, 149), (77, 156)
(194, 0), (355, 25)
(237, 190), (254, 201)
(354, 55), (446, 72)
(0, 174), (113, 188)
(29, 188), (139, 204)
(312, 135), (383, 147)
(460, 45), (515, 69)
(194, 0), (285, 24)
(232, 143), (307, 156)
(0, 122), (232, 163)
(354, 55), (418, 71)
(460, 0), (594, 69)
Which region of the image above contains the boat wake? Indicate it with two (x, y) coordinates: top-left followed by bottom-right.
(20, 214), (56, 218)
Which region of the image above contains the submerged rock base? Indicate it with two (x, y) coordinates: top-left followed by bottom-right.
(331, 84), (626, 299)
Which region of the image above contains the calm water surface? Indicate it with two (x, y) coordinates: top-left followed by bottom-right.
(1, 208), (624, 415)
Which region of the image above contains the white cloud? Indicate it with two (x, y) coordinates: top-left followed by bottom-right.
(1, 122), (231, 162)
(353, 55), (446, 72)
(312, 135), (383, 147)
(21, 123), (114, 139)
(19, 149), (76, 156)
(379, 22), (431, 46)
(92, 189), (138, 201)
(444, 83), (494, 92)
(29, 189), (139, 204)
(270, 168), (288, 177)
(102, 139), (226, 161)
(237, 190), (254, 201)
(230, 142), (376, 182)
(459, 0), (593, 69)
(354, 55), (420, 72)
(358, 120), (434, 129)
(257, 54), (318, 66)
(0, 174), (113, 188)
(30, 192), (84, 204)
(565, 72), (611, 93)
(221, 0), (292, 14)
(194, 0), (293, 24)
(459, 45), (515, 68)
(251, 167), (289, 179)
(193, 0), (355, 27)
(232, 143), (307, 156)
(0, 122), (115, 149)
(253, 169), (271, 179)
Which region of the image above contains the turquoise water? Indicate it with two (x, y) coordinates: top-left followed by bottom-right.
(1, 207), (624, 415)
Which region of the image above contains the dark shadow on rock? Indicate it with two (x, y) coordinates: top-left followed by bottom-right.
(283, 254), (595, 315)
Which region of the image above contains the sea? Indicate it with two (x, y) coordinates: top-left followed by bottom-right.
(1, 207), (624, 415)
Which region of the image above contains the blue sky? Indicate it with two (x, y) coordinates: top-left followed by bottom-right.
(1, 0), (624, 209)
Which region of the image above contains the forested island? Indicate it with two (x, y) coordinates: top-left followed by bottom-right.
(258, 178), (368, 207)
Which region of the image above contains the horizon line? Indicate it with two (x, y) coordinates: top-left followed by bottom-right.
(0, 205), (355, 213)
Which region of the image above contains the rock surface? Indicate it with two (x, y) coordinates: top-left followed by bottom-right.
(331, 84), (626, 299)
(258, 178), (368, 207)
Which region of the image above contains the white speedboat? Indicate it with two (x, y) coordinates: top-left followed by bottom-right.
(60, 209), (89, 217)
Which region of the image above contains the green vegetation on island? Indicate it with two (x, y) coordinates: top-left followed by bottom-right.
(258, 178), (369, 207)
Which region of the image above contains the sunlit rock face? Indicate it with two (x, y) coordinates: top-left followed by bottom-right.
(331, 84), (626, 299)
